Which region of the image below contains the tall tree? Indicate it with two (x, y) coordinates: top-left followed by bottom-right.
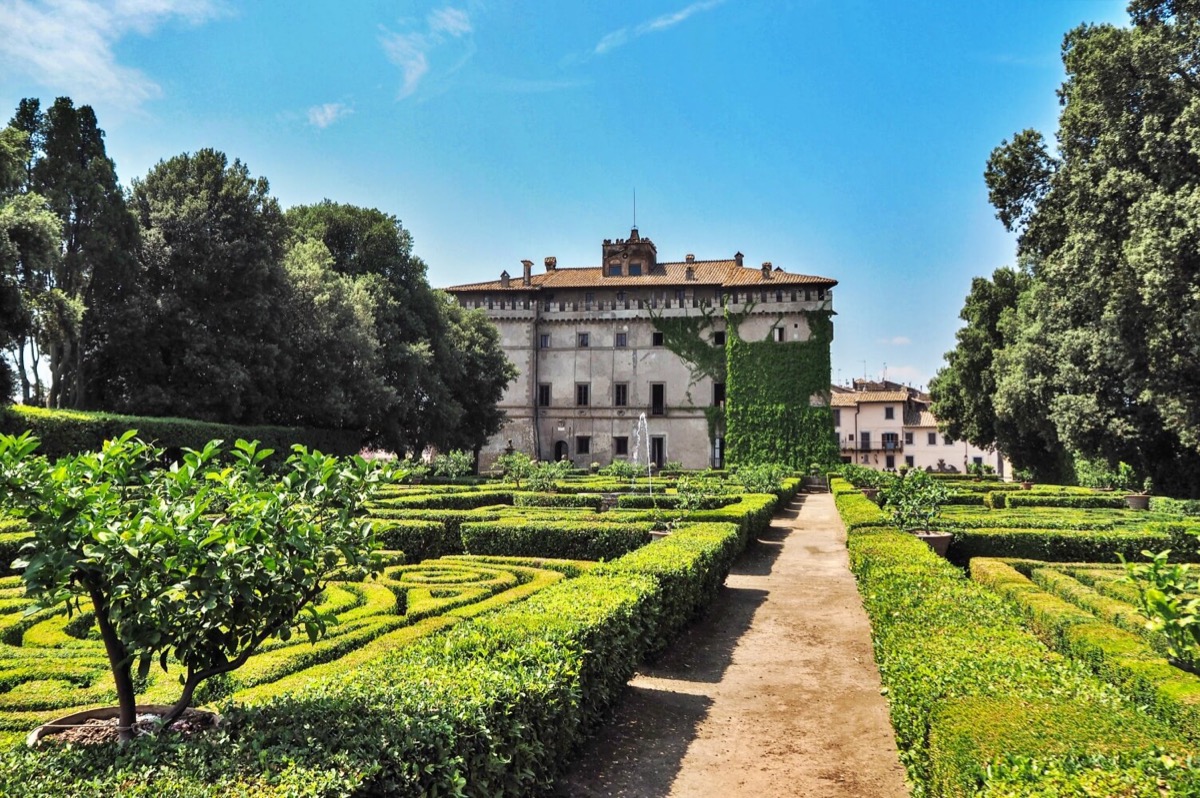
(113, 149), (287, 422)
(982, 0), (1200, 494)
(5, 97), (137, 409)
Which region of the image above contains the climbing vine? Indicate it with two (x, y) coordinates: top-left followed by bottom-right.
(725, 309), (838, 469)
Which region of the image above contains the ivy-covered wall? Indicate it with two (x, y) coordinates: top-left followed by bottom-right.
(725, 310), (838, 469)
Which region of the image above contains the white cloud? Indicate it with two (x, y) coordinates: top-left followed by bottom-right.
(380, 6), (472, 99)
(594, 0), (723, 56)
(878, 336), (912, 346)
(0, 0), (225, 108)
(307, 102), (352, 129)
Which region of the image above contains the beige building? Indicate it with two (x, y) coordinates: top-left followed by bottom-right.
(832, 380), (1009, 476)
(443, 228), (837, 470)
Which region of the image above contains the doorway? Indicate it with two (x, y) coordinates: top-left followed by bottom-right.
(554, 440), (569, 461)
(650, 436), (666, 468)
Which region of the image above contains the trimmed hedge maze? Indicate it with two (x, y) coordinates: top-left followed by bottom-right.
(0, 474), (800, 795)
(832, 479), (1200, 797)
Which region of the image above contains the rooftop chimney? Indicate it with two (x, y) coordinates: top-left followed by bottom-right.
(685, 253), (695, 263)
(521, 259), (532, 286)
(544, 256), (557, 272)
(685, 265), (695, 281)
(500, 269), (511, 288)
(735, 251), (744, 267)
(761, 262), (772, 279)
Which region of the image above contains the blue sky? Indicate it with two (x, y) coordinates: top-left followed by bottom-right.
(0, 0), (1129, 389)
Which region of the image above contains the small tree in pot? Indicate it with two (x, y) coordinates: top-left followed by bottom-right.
(883, 469), (953, 555)
(0, 432), (392, 744)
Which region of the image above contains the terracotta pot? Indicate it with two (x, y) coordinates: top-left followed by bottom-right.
(914, 530), (953, 558)
(1020, 481), (1033, 490)
(861, 487), (879, 502)
(27, 704), (219, 748)
(1125, 494), (1150, 511)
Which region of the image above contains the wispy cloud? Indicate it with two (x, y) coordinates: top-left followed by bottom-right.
(594, 0), (723, 56)
(380, 6), (473, 99)
(307, 102), (352, 129)
(879, 336), (912, 346)
(0, 0), (226, 108)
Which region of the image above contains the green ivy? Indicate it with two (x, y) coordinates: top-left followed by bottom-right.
(725, 309), (837, 469)
(648, 305), (727, 389)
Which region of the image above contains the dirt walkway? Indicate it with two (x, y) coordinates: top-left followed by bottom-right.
(554, 493), (909, 797)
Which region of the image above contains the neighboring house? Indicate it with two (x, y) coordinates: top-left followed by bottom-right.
(831, 380), (1009, 476)
(442, 228), (836, 470)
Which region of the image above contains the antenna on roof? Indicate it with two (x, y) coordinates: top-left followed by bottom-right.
(632, 188), (637, 231)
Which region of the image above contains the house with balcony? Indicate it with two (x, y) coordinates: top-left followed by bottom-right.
(442, 228), (837, 470)
(832, 380), (1009, 475)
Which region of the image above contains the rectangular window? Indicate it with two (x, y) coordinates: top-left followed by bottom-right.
(973, 456), (983, 466)
(904, 431), (913, 445)
(615, 332), (628, 348)
(613, 436), (629, 456)
(650, 383), (665, 416)
(860, 431), (871, 450)
(537, 383), (551, 407)
(943, 435), (953, 446)
(608, 263), (621, 276)
(832, 409), (841, 426)
(885, 455), (895, 470)
(927, 432), (937, 445)
(905, 455), (914, 467)
(614, 383), (628, 407)
(629, 262), (643, 276)
(652, 331), (664, 346)
(713, 382), (725, 407)
(539, 333), (550, 349)
(577, 332), (590, 348)
(713, 330), (726, 346)
(584, 292), (594, 305)
(884, 406), (894, 420)
(772, 327), (784, 342)
(575, 435), (591, 455)
(576, 383), (590, 406)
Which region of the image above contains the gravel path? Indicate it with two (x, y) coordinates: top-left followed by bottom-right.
(554, 492), (910, 797)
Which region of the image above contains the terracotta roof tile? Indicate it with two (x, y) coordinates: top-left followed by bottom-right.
(444, 259), (836, 292)
(830, 391), (910, 407)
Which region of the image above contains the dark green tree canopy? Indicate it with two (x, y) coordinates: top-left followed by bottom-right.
(967, 0), (1200, 493)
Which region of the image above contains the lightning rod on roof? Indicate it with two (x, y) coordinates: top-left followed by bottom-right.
(633, 188), (637, 231)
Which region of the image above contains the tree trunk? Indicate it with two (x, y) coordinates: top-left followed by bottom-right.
(90, 588), (138, 743)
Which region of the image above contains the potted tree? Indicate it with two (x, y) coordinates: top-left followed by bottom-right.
(884, 468), (953, 556)
(1014, 467), (1034, 490)
(1126, 477), (1153, 511)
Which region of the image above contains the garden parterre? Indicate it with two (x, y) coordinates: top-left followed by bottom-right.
(0, 471), (798, 795)
(832, 478), (1200, 797)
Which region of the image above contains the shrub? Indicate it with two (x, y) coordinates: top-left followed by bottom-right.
(371, 519), (457, 563)
(1005, 493), (1128, 510)
(431, 449), (474, 479)
(460, 519), (652, 561)
(599, 459), (638, 480)
(527, 460), (572, 493)
(734, 462), (788, 493)
(882, 468), (950, 531)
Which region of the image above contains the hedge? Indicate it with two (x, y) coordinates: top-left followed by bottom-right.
(683, 493), (778, 547)
(370, 519), (458, 563)
(460, 519), (652, 561)
(0, 405), (360, 459)
(595, 522), (741, 656)
(834, 485), (1192, 795)
(1151, 496), (1200, 517)
(1004, 493), (1129, 510)
(513, 492), (604, 511)
(973, 558), (1200, 742)
(614, 494), (734, 510)
(831, 483), (889, 530)
(949, 527), (1174, 564)
(369, 490), (515, 511)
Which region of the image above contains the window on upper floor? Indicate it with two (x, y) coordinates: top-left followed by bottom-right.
(943, 435), (954, 446)
(537, 384), (551, 407)
(885, 406), (894, 420)
(904, 431), (913, 445)
(615, 332), (628, 348)
(652, 331), (664, 347)
(539, 333), (550, 349)
(628, 262), (642, 276)
(713, 382), (725, 407)
(576, 383), (590, 406)
(584, 292), (594, 305)
(614, 383), (628, 407)
(928, 432), (937, 445)
(608, 262), (621, 276)
(713, 330), (726, 346)
(832, 409), (841, 426)
(577, 332), (590, 348)
(772, 327), (784, 343)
